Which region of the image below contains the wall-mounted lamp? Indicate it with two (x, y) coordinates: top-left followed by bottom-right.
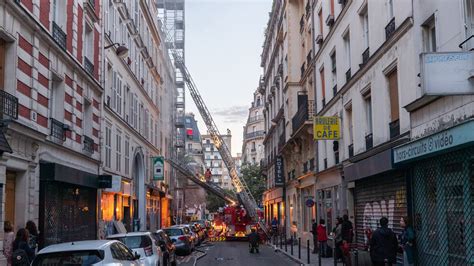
(105, 43), (129, 59)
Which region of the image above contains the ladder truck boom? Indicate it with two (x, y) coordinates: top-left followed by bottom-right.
(173, 55), (268, 236)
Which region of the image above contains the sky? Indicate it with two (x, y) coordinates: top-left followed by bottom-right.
(185, 0), (272, 156)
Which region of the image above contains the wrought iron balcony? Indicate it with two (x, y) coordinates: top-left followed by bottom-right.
(365, 133), (373, 150)
(248, 115), (263, 123)
(333, 85), (337, 97)
(244, 131), (265, 140)
(385, 18), (396, 40)
(291, 100), (314, 134)
(52, 22), (67, 51)
(348, 143), (354, 157)
(307, 50), (312, 66)
(389, 119), (400, 139)
(50, 118), (69, 141)
(83, 136), (94, 154)
(0, 90), (18, 119)
(362, 48), (370, 65)
(301, 62), (305, 78)
(345, 68), (351, 82)
(84, 57), (94, 76)
(88, 0), (95, 9)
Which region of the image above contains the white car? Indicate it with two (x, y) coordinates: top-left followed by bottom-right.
(107, 232), (161, 266)
(32, 240), (141, 265)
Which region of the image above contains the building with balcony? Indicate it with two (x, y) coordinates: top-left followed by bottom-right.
(242, 90), (265, 165)
(260, 0), (316, 236)
(0, 0), (104, 254)
(101, 0), (175, 234)
(202, 130), (232, 190)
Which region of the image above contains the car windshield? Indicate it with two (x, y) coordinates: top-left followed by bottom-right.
(32, 250), (104, 266)
(164, 228), (183, 236)
(109, 235), (152, 249)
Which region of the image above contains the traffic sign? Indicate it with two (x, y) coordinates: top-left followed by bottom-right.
(313, 116), (341, 140)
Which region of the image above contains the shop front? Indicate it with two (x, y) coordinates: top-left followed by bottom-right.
(263, 187), (284, 229)
(100, 176), (133, 236)
(393, 120), (474, 265)
(39, 163), (98, 248)
(146, 185), (163, 231)
(315, 168), (343, 234)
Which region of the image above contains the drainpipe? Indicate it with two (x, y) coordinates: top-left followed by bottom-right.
(310, 0), (319, 221)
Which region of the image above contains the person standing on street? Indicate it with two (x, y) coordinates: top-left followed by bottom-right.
(12, 229), (35, 265)
(400, 216), (415, 266)
(317, 219), (328, 257)
(342, 214), (354, 243)
(310, 219), (318, 253)
(3, 221), (14, 265)
(271, 217), (278, 234)
(25, 221), (38, 252)
(370, 217), (398, 266)
(334, 217), (343, 261)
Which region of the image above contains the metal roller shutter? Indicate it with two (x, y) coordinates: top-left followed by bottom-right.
(354, 173), (407, 247)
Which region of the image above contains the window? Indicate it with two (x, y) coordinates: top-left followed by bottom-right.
(252, 142), (256, 150)
(125, 136), (130, 175)
(320, 67), (326, 103)
(345, 105), (353, 144)
(116, 131), (122, 172)
(105, 125), (112, 168)
(253, 126), (256, 132)
(318, 9), (323, 35)
(387, 69), (399, 122)
(422, 16), (436, 52)
(465, 0), (474, 50)
(111, 72), (122, 115)
(53, 0), (66, 28)
(362, 11), (369, 48)
(84, 21), (94, 62)
(330, 51), (337, 95)
(364, 94), (373, 134)
(343, 30), (351, 70)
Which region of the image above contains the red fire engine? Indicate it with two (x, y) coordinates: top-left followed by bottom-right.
(210, 205), (264, 241)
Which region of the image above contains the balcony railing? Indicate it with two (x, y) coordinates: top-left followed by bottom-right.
(0, 90), (18, 119)
(348, 143), (354, 157)
(88, 0), (95, 9)
(248, 115), (263, 123)
(50, 118), (68, 141)
(52, 22), (67, 51)
(385, 18), (396, 40)
(345, 68), (351, 82)
(292, 100), (315, 134)
(84, 56), (94, 76)
(307, 50), (312, 66)
(365, 133), (373, 150)
(301, 63), (305, 78)
(362, 48), (370, 65)
(244, 131), (265, 140)
(83, 136), (94, 154)
(389, 119), (400, 139)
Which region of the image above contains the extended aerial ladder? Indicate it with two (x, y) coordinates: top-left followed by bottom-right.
(172, 55), (269, 237)
(166, 158), (237, 204)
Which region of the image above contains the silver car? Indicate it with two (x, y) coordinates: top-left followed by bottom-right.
(32, 240), (141, 265)
(108, 232), (161, 266)
(163, 226), (194, 255)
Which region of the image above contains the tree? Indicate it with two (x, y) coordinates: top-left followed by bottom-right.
(206, 190), (233, 212)
(241, 163), (266, 206)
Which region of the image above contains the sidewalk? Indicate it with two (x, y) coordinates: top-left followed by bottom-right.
(270, 242), (344, 266)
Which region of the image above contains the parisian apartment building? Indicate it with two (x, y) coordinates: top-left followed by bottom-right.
(259, 0), (474, 264)
(0, 0), (176, 260)
(241, 89), (265, 165)
(202, 131), (233, 190)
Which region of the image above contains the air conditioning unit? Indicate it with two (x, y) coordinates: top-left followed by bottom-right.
(316, 34), (323, 44)
(326, 14), (335, 26)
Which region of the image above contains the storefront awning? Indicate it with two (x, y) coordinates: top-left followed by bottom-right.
(40, 162), (99, 188)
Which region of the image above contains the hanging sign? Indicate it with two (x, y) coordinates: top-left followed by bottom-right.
(105, 175), (122, 193)
(313, 116), (341, 140)
(275, 156), (284, 186)
(152, 157), (164, 180)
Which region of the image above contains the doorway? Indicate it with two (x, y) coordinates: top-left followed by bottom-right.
(5, 171), (16, 227)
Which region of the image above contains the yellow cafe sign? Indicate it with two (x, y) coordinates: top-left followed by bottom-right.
(313, 116), (341, 140)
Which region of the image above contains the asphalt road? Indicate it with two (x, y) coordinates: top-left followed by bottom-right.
(178, 241), (299, 266)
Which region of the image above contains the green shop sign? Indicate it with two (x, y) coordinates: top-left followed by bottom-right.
(152, 156), (164, 180)
(393, 120), (474, 164)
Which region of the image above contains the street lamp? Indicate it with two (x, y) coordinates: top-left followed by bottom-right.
(105, 43), (129, 59)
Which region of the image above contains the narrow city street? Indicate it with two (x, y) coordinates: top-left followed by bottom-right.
(177, 241), (298, 266)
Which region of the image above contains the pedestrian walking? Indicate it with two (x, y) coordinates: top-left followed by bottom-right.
(12, 228), (35, 265)
(204, 168), (212, 183)
(334, 217), (343, 262)
(369, 217), (398, 266)
(25, 220), (38, 252)
(271, 217), (278, 235)
(342, 214), (354, 243)
(317, 219), (328, 257)
(310, 219), (318, 253)
(399, 216), (415, 266)
(3, 221), (14, 266)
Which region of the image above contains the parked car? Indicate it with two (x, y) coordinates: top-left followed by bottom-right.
(107, 232), (160, 266)
(178, 224), (199, 247)
(163, 226), (194, 255)
(32, 240), (141, 265)
(153, 229), (177, 266)
(189, 223), (205, 243)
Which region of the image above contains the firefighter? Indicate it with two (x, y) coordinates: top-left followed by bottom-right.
(248, 228), (260, 254)
(204, 168), (212, 183)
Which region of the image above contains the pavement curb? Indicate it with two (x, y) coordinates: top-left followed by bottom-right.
(192, 250), (207, 266)
(269, 243), (305, 266)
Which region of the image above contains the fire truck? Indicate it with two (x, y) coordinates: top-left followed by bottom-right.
(209, 205), (264, 241)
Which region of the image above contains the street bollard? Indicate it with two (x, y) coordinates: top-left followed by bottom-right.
(298, 237), (301, 259)
(354, 249), (358, 266)
(291, 236), (294, 255)
(319, 248), (322, 266)
(285, 234), (288, 252)
(280, 233), (283, 249)
(294, 232), (297, 245)
(307, 239), (310, 264)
